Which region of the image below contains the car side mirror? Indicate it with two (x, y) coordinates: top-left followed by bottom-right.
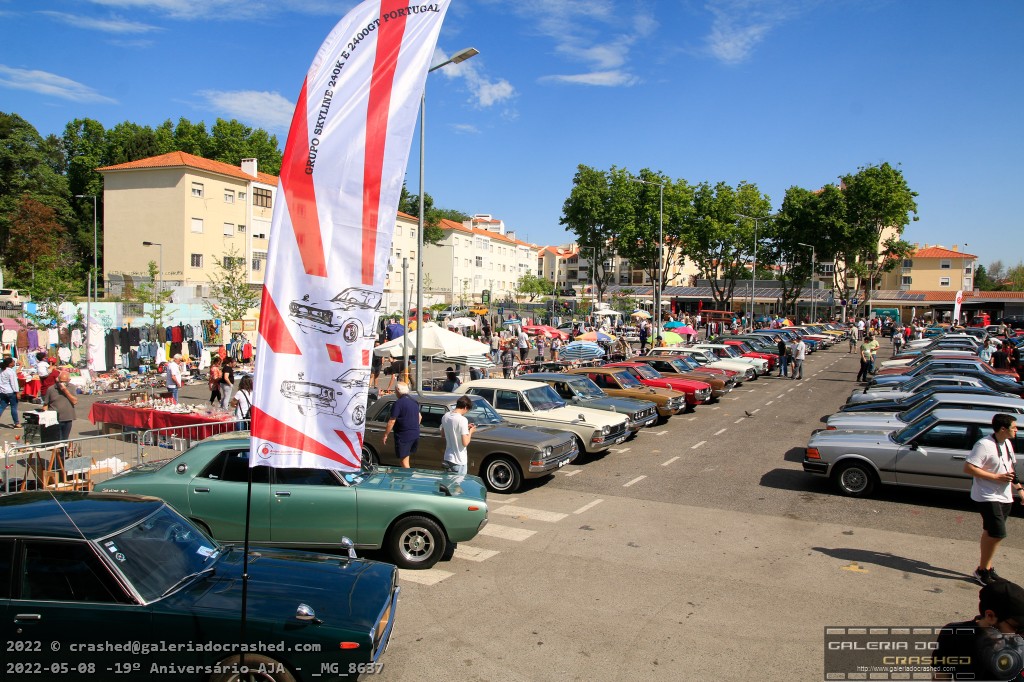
(909, 442), (919, 451)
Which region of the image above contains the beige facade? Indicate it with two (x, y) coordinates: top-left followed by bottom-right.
(98, 152), (277, 297)
(877, 244), (977, 292)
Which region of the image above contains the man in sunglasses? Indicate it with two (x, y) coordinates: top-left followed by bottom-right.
(935, 579), (1024, 681)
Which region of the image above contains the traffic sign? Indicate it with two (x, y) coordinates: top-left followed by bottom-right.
(850, 298), (859, 306)
(481, 289), (491, 304)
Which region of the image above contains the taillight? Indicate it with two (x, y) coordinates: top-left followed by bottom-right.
(806, 448), (820, 460)
(826, 426), (836, 430)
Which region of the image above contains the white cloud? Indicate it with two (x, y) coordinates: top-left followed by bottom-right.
(0, 65), (117, 103)
(38, 10), (160, 33)
(703, 0), (813, 65)
(451, 123), (480, 135)
(86, 0), (346, 19)
(434, 49), (516, 108)
(539, 70), (639, 87)
(196, 89), (294, 131)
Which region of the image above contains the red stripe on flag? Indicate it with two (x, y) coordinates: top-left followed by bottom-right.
(361, 1), (409, 285)
(280, 78), (328, 278)
(251, 407), (360, 469)
(326, 344), (344, 363)
(335, 430), (359, 462)
(258, 286), (302, 355)
(362, 349), (370, 366)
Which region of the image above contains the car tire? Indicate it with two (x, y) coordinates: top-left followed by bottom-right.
(574, 436), (590, 459)
(833, 461), (878, 497)
(387, 515), (447, 570)
(208, 654), (296, 682)
(482, 456), (522, 493)
(655, 413), (670, 425)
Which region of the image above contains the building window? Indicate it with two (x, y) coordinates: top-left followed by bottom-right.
(253, 231), (266, 239)
(476, 256), (483, 267)
(965, 264), (973, 274)
(123, 302), (144, 317)
(964, 277), (973, 289)
(237, 224), (245, 233)
(395, 225), (402, 236)
(223, 256), (244, 269)
(191, 182), (204, 198)
(253, 187), (272, 208)
(902, 259), (913, 268)
(939, 277), (950, 287)
(940, 259), (951, 269)
(238, 191), (246, 201)
(252, 252), (267, 271)
(224, 190), (234, 204)
(191, 218), (204, 233)
(223, 222), (234, 236)
(191, 253), (204, 268)
(901, 275), (912, 286)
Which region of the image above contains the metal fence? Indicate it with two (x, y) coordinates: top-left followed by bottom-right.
(2, 419), (248, 493)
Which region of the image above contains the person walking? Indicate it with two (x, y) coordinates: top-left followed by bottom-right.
(0, 357), (21, 429)
(856, 335), (874, 383)
(777, 337), (789, 378)
(232, 375), (254, 429)
(501, 345), (516, 379)
(965, 413), (1021, 586)
(490, 333), (501, 364)
(516, 328), (530, 362)
(551, 336), (562, 361)
(208, 355), (224, 405)
(220, 357), (236, 409)
(791, 337), (807, 380)
(440, 395), (476, 478)
(382, 382), (421, 468)
(891, 328), (904, 357)
(165, 353), (183, 402)
(45, 368), (78, 443)
(370, 341), (383, 388)
(979, 339), (995, 365)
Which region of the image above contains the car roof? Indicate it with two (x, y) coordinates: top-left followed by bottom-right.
(0, 492), (166, 540)
(924, 392), (1024, 405)
(461, 378), (553, 391)
(520, 373), (588, 381)
(567, 366), (626, 374)
(926, 408), (1021, 423)
(376, 392), (463, 406)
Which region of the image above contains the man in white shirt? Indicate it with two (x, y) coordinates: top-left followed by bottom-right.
(165, 354), (183, 402)
(440, 396), (476, 477)
(790, 338), (807, 380)
(965, 413), (1022, 585)
(516, 329), (530, 362)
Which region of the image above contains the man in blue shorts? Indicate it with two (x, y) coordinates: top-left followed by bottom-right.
(382, 382), (421, 468)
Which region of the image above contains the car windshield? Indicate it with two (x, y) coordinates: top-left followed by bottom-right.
(524, 385), (566, 411)
(104, 505), (223, 602)
(570, 378), (606, 399)
(614, 371), (644, 388)
(630, 364), (660, 380)
(466, 396), (504, 425)
(898, 397), (940, 423)
(721, 346), (742, 358)
(667, 358), (691, 373)
(333, 288), (378, 306)
(892, 413), (939, 444)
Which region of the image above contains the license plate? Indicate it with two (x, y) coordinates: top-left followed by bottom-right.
(558, 458), (569, 467)
(615, 435), (627, 444)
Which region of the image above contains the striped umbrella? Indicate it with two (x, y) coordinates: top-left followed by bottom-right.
(559, 341), (606, 361)
(576, 330), (616, 343)
(434, 354), (496, 368)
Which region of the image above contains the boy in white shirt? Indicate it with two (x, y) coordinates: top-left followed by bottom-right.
(440, 396), (476, 477)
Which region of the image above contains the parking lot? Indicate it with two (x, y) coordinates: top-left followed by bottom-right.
(370, 340), (1024, 681)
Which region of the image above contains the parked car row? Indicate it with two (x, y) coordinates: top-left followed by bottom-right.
(805, 328), (1024, 498)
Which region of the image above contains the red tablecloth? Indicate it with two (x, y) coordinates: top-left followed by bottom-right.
(18, 376), (41, 399)
(88, 403), (235, 439)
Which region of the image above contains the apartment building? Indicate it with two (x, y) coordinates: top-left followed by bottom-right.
(877, 244), (976, 292)
(97, 152), (276, 297)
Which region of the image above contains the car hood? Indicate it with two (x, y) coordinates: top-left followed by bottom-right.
(568, 395), (658, 414)
(171, 547), (396, 631)
(358, 468), (487, 501)
(526, 405), (629, 427)
(826, 414), (903, 431)
(658, 371), (726, 389)
(473, 422), (572, 447)
(809, 429), (897, 447)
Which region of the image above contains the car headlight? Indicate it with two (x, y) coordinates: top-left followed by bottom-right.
(602, 425), (610, 435)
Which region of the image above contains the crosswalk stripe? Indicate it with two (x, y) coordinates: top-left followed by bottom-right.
(399, 569), (454, 585)
(479, 524), (537, 541)
(453, 545), (500, 562)
(573, 499), (603, 514)
(492, 505), (568, 523)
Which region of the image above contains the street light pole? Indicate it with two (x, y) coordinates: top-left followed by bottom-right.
(797, 242), (815, 322)
(737, 213), (769, 330)
(415, 47), (479, 393)
(74, 194), (97, 369)
(630, 177), (665, 338)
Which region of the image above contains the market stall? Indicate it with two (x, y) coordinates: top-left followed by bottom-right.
(88, 401), (236, 439)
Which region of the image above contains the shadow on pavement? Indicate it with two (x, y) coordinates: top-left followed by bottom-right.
(811, 546), (972, 582)
(782, 447), (805, 463)
(759, 468), (819, 493)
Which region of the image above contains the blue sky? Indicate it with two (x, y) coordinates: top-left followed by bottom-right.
(2, 0), (1022, 271)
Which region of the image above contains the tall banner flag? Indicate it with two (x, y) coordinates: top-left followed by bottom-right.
(251, 0), (451, 470)
(953, 290), (964, 325)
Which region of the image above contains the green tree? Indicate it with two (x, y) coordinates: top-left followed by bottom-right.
(130, 260), (174, 327)
(398, 185), (469, 245)
(104, 121), (164, 164)
(2, 197), (71, 288)
(608, 288), (638, 315)
(25, 253), (82, 328)
(616, 169), (693, 290)
(1006, 262), (1024, 292)
(208, 119), (282, 175)
(206, 247), (261, 321)
(560, 164), (634, 302)
(515, 273), (554, 302)
(974, 264), (998, 291)
(172, 117), (210, 156)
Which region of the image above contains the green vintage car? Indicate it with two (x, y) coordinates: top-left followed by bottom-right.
(1, 492), (399, 682)
(94, 433), (489, 569)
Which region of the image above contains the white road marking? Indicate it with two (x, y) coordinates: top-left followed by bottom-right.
(691, 440), (707, 449)
(751, 408), (760, 414)
(688, 417), (698, 421)
(765, 400), (773, 406)
(479, 524), (537, 542)
(662, 456), (680, 466)
(492, 505), (568, 523)
(490, 497), (518, 505)
(788, 388), (795, 392)
(562, 469), (582, 477)
(453, 546), (500, 562)
(654, 430), (669, 435)
(714, 428), (727, 436)
(734, 418), (744, 424)
(611, 448), (630, 453)
(777, 394), (785, 399)
(573, 499), (604, 514)
(400, 569), (454, 585)
(711, 406), (720, 410)
(623, 475), (646, 487)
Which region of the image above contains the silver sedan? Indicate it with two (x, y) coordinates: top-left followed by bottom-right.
(825, 393), (1024, 432)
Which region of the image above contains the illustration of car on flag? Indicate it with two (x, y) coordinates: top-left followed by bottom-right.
(289, 287), (382, 342)
(280, 380), (367, 429)
(335, 368), (371, 389)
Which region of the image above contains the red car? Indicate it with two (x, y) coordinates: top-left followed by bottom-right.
(604, 362), (713, 406)
(644, 350), (743, 383)
(722, 339), (777, 370)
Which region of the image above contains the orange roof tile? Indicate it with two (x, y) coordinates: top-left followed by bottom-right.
(97, 151), (279, 186)
(913, 246), (977, 259)
(910, 290), (1024, 301)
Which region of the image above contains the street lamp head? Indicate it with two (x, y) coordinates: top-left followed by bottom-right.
(142, 241), (160, 247)
(449, 47), (479, 64)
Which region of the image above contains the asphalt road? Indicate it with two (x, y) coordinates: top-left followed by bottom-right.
(367, 339), (1024, 682)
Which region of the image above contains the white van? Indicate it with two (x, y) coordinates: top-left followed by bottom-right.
(0, 289), (28, 304)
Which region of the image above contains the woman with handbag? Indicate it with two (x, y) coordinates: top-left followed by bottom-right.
(232, 375), (253, 430)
